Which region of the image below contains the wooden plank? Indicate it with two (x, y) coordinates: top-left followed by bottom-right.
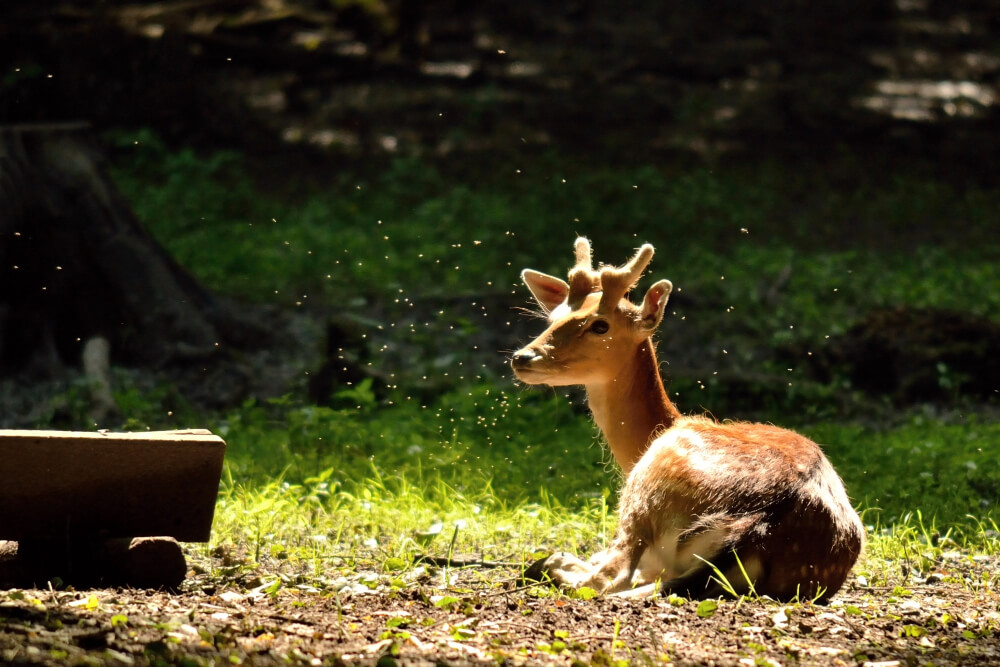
(0, 429), (226, 542)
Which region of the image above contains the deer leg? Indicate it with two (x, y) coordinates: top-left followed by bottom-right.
(533, 528), (648, 594)
(655, 512), (768, 598)
(540, 484), (666, 593)
(529, 552), (595, 587)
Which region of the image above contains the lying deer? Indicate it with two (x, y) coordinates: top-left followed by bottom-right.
(511, 238), (864, 601)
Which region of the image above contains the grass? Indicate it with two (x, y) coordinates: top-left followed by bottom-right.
(809, 417), (1000, 527)
(209, 467), (617, 575)
(210, 386), (608, 503)
(197, 388), (1000, 525)
(196, 428), (1000, 607)
(106, 130), (1000, 318)
(92, 131), (1000, 585)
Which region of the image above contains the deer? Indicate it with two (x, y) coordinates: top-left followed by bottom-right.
(510, 238), (864, 601)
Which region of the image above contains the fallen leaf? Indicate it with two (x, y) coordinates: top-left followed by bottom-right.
(696, 599), (718, 618)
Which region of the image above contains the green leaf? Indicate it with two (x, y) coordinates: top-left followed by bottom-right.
(384, 557), (407, 572)
(696, 599), (718, 618)
(433, 596), (461, 609)
(573, 587), (599, 600)
(416, 521), (444, 539)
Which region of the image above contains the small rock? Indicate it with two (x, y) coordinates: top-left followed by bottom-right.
(329, 577), (351, 591)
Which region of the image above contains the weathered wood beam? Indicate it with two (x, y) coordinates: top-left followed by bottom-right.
(0, 429), (226, 542)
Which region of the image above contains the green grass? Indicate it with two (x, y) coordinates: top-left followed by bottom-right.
(96, 131), (1000, 576)
(107, 130), (1000, 320)
(213, 386), (608, 504)
(210, 466), (617, 572)
(197, 401), (1000, 598)
(105, 379), (1000, 573)
(810, 416), (1000, 526)
(196, 388), (1000, 527)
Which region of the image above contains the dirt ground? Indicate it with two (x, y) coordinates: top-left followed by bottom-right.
(2, 546), (998, 666)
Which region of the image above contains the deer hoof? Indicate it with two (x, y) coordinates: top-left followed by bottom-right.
(521, 554), (556, 583)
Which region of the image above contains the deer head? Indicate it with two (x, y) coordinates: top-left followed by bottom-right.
(511, 237), (673, 387)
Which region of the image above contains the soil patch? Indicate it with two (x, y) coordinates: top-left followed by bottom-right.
(2, 548), (998, 666)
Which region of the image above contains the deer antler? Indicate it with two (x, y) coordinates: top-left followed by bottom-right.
(599, 244), (654, 310)
(564, 239), (655, 311)
(573, 237), (593, 272)
(567, 237), (600, 308)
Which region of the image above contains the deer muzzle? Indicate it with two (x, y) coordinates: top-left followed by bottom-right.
(510, 347), (549, 383)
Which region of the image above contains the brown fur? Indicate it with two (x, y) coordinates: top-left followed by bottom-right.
(512, 238), (864, 601)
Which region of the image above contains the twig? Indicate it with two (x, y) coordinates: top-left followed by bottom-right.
(479, 580), (552, 598)
(414, 554), (521, 569)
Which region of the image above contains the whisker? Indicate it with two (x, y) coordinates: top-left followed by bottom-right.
(512, 305), (547, 320)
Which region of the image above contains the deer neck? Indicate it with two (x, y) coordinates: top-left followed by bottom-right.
(585, 339), (679, 475)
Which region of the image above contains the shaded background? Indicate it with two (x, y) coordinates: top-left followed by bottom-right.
(4, 0), (998, 171)
(1, 0), (998, 421)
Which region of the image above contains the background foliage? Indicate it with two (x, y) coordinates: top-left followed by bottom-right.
(97, 131), (1000, 540)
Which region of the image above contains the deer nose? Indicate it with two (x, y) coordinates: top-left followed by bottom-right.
(511, 348), (541, 368)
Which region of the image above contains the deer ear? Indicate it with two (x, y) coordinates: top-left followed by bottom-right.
(522, 269), (570, 313)
(639, 279), (673, 332)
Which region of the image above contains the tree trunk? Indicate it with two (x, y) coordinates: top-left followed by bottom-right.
(0, 123), (269, 376)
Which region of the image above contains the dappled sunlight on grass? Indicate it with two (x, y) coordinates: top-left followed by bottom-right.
(203, 385), (1000, 582)
(211, 463), (618, 572)
(216, 387), (609, 506)
(857, 511), (1000, 594)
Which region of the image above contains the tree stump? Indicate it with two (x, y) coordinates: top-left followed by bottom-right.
(0, 123), (269, 377)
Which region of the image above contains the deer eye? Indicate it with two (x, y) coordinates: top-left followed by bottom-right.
(588, 319), (610, 335)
